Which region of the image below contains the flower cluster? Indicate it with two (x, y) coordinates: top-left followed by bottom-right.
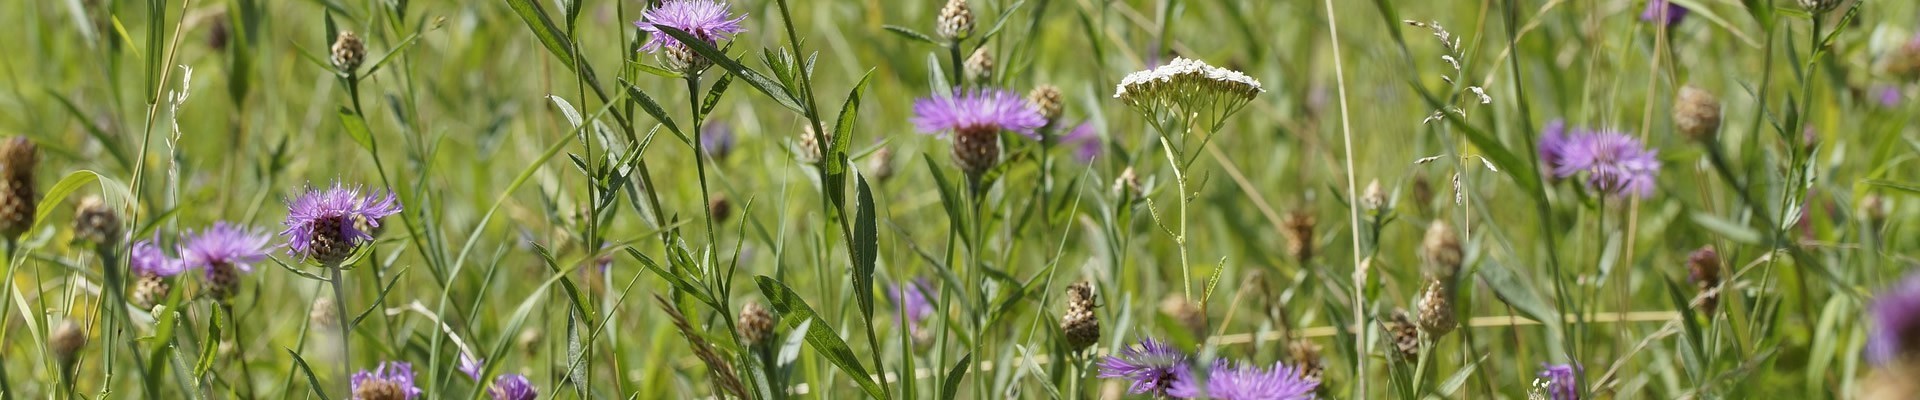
(1098, 337), (1319, 399)
(352, 361), (423, 400)
(124, 223), (270, 304)
(889, 278), (938, 347)
(1534, 363), (1581, 400)
(1114, 57), (1264, 132)
(1539, 120), (1662, 198)
(1869, 272), (1920, 365)
(912, 89), (1048, 174)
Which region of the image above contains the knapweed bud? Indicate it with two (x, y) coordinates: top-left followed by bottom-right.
(50, 320), (86, 364)
(737, 301), (775, 347)
(1159, 295), (1206, 339)
(663, 45), (713, 74)
(1797, 0), (1840, 14)
(72, 195), (121, 247)
(950, 126), (1000, 176)
(1287, 339), (1326, 382)
(936, 0), (974, 40)
(867, 146), (897, 181)
(1421, 221), (1463, 281)
(708, 195), (733, 222)
(310, 297), (339, 329)
(331, 31), (366, 74)
(1673, 85), (1722, 142)
(0, 137), (40, 239)
(1887, 38), (1920, 79)
(1383, 310), (1420, 361)
(1416, 280), (1456, 337)
(797, 125), (832, 165)
(208, 15), (230, 51)
(1863, 194), (1891, 225)
(1060, 281), (1100, 352)
(1362, 179), (1387, 212)
(1029, 85), (1065, 123)
(1112, 167), (1142, 198)
(965, 47), (994, 83)
(1282, 210), (1317, 264)
(1686, 246), (1721, 314)
(1411, 172), (1434, 214)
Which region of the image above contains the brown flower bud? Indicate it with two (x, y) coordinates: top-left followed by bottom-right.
(1416, 280), (1456, 337)
(1159, 295), (1206, 339)
(1687, 246), (1722, 314)
(709, 195), (733, 222)
(1383, 310), (1420, 361)
(867, 147), (897, 181)
(1288, 339), (1325, 382)
(0, 137), (39, 239)
(50, 320), (86, 364)
(1674, 85), (1722, 142)
(1421, 221), (1463, 281)
(965, 47), (994, 83)
(72, 195), (121, 246)
(1029, 85), (1065, 123)
(1362, 179), (1387, 212)
(330, 31), (366, 73)
(1282, 210), (1317, 264)
(1112, 167), (1142, 198)
(797, 125), (833, 165)
(737, 301), (775, 347)
(936, 0), (974, 40)
(1060, 281), (1100, 351)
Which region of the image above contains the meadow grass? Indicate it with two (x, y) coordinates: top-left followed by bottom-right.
(0, 0), (1916, 398)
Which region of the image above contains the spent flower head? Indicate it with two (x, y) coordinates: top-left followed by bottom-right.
(1098, 337), (1195, 397)
(283, 183), (402, 264)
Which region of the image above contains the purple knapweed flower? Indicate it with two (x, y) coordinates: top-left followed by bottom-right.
(1097, 338), (1196, 397)
(701, 121), (736, 161)
(633, 0), (747, 53)
(1539, 121), (1661, 198)
(282, 183), (402, 263)
(351, 361), (423, 400)
(1868, 272), (1920, 365)
(459, 354), (484, 381)
(1060, 122), (1103, 163)
(178, 222), (271, 276)
(912, 89), (1049, 140)
(888, 278), (936, 332)
(1640, 0), (1689, 26)
(129, 237), (183, 277)
(1536, 363), (1581, 400)
(488, 374), (538, 400)
(1876, 85), (1903, 108)
(1196, 360), (1320, 400)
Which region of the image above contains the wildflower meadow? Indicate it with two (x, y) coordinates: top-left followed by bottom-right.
(3, 0), (1919, 398)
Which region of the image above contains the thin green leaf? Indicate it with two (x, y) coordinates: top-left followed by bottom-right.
(852, 173), (878, 318)
(755, 276), (887, 399)
(652, 25), (804, 112)
(286, 349), (332, 400)
(941, 353), (971, 400)
(338, 107), (375, 152)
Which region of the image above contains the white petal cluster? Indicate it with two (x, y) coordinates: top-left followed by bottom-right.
(1113, 57), (1264, 102)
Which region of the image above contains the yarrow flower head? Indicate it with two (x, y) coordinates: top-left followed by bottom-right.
(351, 361), (423, 400)
(130, 237), (183, 277)
(1868, 272), (1920, 365)
(1097, 337), (1195, 397)
(912, 89), (1047, 174)
(1534, 363), (1581, 400)
(1640, 0), (1688, 26)
(1060, 122), (1103, 163)
(634, 0), (746, 72)
(487, 374), (538, 400)
(282, 183), (402, 264)
(1537, 120), (1661, 198)
(1114, 57), (1264, 132)
(1198, 360), (1320, 400)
